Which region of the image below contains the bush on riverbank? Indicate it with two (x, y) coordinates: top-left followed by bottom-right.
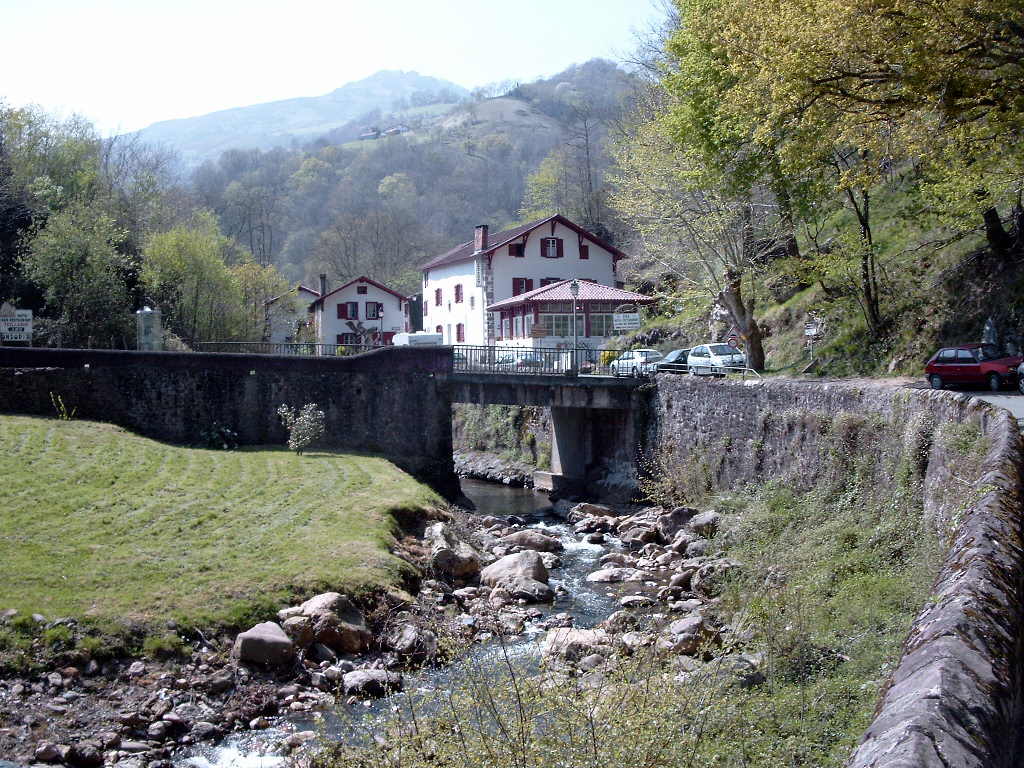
(0, 414), (444, 672)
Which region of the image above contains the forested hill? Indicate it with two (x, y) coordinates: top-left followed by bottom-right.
(134, 70), (470, 167)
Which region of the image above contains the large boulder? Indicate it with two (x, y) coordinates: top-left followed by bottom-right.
(618, 526), (661, 551)
(501, 530), (563, 552)
(278, 592), (373, 655)
(688, 511), (721, 539)
(658, 614), (719, 656)
(586, 567), (648, 583)
(657, 506), (699, 539)
(543, 628), (611, 662)
(342, 669), (403, 698)
(481, 551), (549, 587)
(384, 623), (439, 661)
(424, 522), (483, 581)
(504, 576), (555, 603)
(567, 502), (617, 523)
(232, 622), (295, 666)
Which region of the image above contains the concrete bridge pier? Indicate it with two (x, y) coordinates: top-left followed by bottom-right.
(536, 405), (639, 499)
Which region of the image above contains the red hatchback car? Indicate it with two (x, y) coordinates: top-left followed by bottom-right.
(924, 343), (1022, 391)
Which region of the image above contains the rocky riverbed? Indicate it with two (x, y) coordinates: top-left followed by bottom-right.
(0, 487), (755, 768)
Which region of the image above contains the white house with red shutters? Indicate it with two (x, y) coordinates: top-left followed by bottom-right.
(419, 214), (650, 348)
(310, 276), (410, 347)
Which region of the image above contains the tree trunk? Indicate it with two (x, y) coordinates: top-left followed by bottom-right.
(983, 206), (1013, 258)
(719, 268), (766, 372)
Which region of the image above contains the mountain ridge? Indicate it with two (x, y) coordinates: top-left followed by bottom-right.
(135, 70), (469, 166)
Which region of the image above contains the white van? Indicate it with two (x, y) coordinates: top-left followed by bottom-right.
(687, 343), (747, 376)
(393, 332), (442, 346)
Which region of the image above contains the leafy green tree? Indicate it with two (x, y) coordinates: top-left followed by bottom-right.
(142, 211), (243, 345)
(21, 201), (135, 347)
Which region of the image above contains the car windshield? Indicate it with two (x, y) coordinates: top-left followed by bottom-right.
(976, 344), (1009, 361)
(664, 350), (684, 362)
(709, 344), (735, 355)
(641, 351), (662, 360)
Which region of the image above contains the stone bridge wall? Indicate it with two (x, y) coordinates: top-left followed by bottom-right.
(650, 377), (1024, 767)
(0, 347), (460, 499)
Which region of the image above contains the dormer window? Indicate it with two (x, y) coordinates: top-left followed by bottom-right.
(356, 285), (368, 294)
(542, 237), (563, 258)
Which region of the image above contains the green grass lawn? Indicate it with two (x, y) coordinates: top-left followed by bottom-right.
(0, 414), (442, 633)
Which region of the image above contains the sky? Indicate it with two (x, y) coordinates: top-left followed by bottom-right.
(1, 0), (666, 135)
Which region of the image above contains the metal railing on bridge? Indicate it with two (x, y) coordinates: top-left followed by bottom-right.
(194, 341), (763, 380)
(197, 341), (379, 357)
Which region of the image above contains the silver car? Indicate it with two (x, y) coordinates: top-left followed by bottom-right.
(687, 343), (747, 376)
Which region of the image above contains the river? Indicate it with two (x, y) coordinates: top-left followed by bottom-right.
(177, 479), (628, 768)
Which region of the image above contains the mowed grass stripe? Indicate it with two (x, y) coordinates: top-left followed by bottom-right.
(0, 415), (442, 630)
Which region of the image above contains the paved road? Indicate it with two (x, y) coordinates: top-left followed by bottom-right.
(972, 390), (1024, 428)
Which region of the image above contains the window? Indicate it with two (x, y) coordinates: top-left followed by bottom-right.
(540, 277), (559, 287)
(456, 323), (465, 342)
(455, 284), (464, 303)
(542, 237), (563, 258)
(579, 244), (589, 260)
(541, 315), (572, 337)
(423, 301), (428, 316)
(337, 333), (357, 345)
(512, 278), (534, 295)
(356, 285), (368, 295)
(589, 314), (614, 337)
(469, 296), (475, 309)
(956, 349), (977, 363)
(366, 302), (381, 320)
(434, 288), (442, 306)
(509, 242), (524, 257)
(435, 325), (443, 334)
(337, 302), (358, 319)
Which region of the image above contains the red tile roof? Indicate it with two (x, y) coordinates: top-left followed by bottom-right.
(486, 279), (653, 311)
(420, 214), (627, 271)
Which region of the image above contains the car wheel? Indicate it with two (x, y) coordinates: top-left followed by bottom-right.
(1019, 377), (1024, 395)
(611, 365), (619, 377)
(631, 366), (639, 378)
(988, 373), (1002, 392)
(928, 374), (944, 390)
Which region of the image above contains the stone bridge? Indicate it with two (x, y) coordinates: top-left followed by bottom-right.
(452, 369), (647, 495)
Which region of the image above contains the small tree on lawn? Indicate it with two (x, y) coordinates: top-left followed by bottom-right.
(277, 403), (326, 455)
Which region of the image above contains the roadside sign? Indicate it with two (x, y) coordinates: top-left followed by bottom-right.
(804, 321), (821, 337)
(727, 337), (739, 348)
(613, 312), (641, 331)
(529, 325), (548, 338)
(0, 309), (32, 342)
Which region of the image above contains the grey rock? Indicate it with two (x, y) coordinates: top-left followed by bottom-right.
(543, 628), (610, 662)
(586, 567), (647, 583)
(342, 669), (403, 698)
(384, 623), (439, 660)
(481, 551), (549, 587)
(127, 661), (146, 677)
(688, 511), (721, 538)
(312, 613), (373, 655)
(190, 721), (220, 741)
(282, 615), (314, 647)
(504, 576), (556, 603)
(618, 526), (661, 550)
(232, 622), (295, 666)
(501, 530), (563, 552)
(206, 668), (234, 694)
(34, 743), (62, 763)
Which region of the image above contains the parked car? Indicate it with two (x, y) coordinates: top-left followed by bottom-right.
(653, 348), (692, 374)
(687, 343), (747, 376)
(610, 349), (663, 377)
(924, 343), (1022, 391)
(492, 351), (546, 371)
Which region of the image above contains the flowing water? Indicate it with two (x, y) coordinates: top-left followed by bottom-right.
(178, 479), (630, 768)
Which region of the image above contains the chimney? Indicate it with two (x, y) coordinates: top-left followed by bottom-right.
(319, 273), (327, 297)
(474, 224), (488, 252)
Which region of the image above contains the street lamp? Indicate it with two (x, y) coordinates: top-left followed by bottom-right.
(570, 279), (579, 376)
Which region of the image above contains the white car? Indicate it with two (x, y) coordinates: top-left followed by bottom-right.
(687, 343), (747, 376)
(610, 349), (663, 377)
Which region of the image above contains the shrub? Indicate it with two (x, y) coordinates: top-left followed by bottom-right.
(199, 421), (239, 450)
(277, 403), (326, 454)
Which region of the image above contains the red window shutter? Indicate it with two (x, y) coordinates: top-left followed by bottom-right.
(336, 334), (344, 344)
(556, 238), (564, 258)
(337, 303), (345, 319)
(455, 284), (463, 303)
(456, 323), (465, 342)
(435, 325), (442, 334)
(526, 279), (534, 292)
(579, 244), (589, 259)
(435, 288), (442, 306)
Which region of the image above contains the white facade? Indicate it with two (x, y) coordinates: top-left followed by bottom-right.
(421, 216), (621, 346)
(314, 277), (409, 346)
(265, 286), (319, 343)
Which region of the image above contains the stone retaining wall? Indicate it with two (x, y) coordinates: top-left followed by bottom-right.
(650, 377), (1024, 767)
(0, 347), (460, 499)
